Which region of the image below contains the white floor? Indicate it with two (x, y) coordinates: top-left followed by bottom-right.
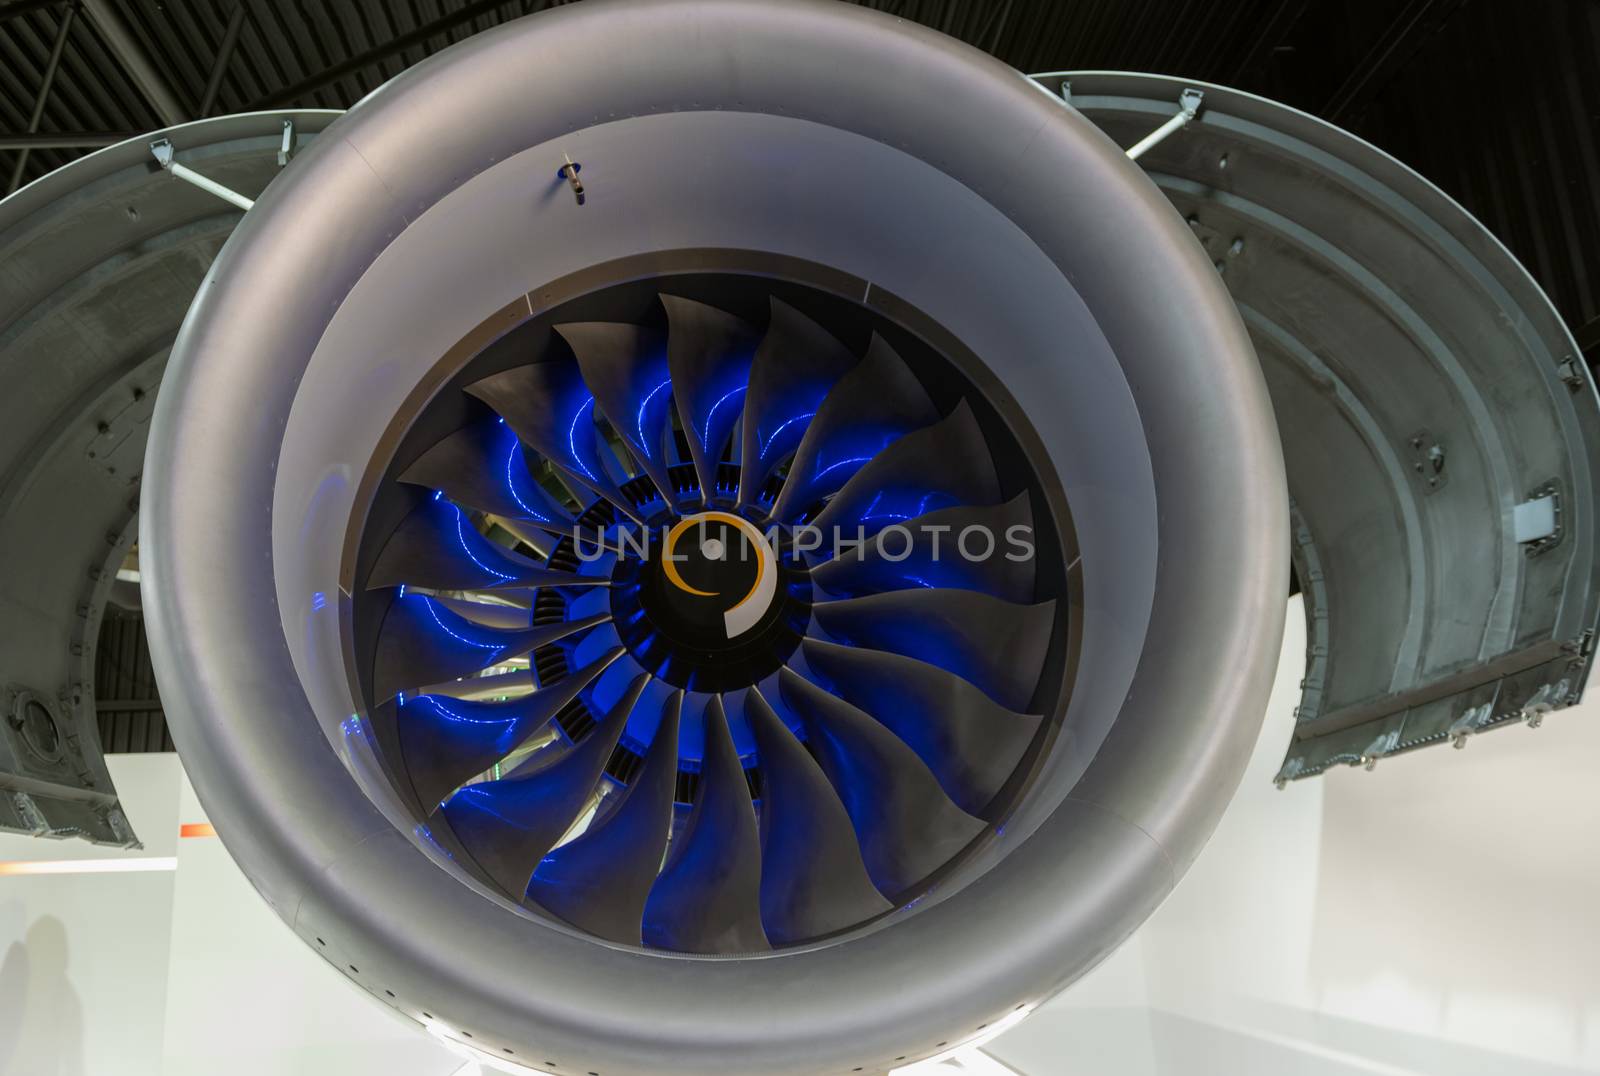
(3, 597), (1598, 1075)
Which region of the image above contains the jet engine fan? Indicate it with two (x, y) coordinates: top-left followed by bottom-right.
(140, 2), (1286, 1072)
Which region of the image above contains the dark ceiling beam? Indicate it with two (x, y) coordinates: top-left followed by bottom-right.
(1227, 0), (1311, 87)
(1576, 316), (1600, 365)
(198, 2), (248, 117)
(0, 0), (67, 21)
(980, 0), (1014, 54)
(252, 0), (525, 108)
(1323, 0), (1466, 123)
(0, 131), (133, 148)
(6, 0), (77, 195)
(80, 0), (188, 127)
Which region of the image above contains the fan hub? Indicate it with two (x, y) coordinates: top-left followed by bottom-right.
(611, 507), (810, 692)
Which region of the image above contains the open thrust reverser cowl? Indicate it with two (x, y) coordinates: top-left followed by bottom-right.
(139, 1), (1287, 1073)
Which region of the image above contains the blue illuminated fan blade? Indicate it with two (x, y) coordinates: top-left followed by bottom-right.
(660, 294), (761, 502)
(800, 638), (1041, 820)
(810, 494), (1037, 602)
(778, 668), (985, 896)
(422, 595), (532, 631)
(524, 693), (682, 945)
(440, 673), (649, 899)
(401, 647), (625, 810)
(366, 497), (610, 592)
(415, 666), (532, 701)
(398, 418), (577, 535)
(743, 687), (889, 945)
(810, 588), (1053, 713)
(642, 695), (767, 952)
(768, 333), (937, 523)
(806, 400), (1000, 538)
(736, 297), (858, 509)
(466, 358), (643, 522)
(371, 592), (609, 703)
(556, 321), (677, 502)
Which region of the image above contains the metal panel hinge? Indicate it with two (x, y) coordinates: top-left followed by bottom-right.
(1359, 729), (1400, 771)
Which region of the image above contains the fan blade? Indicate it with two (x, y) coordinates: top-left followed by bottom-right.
(810, 494), (1037, 603)
(800, 639), (1040, 820)
(398, 418), (577, 534)
(466, 359), (642, 522)
(556, 321), (677, 502)
(415, 667), (533, 701)
(768, 333), (938, 523)
(810, 588), (1053, 712)
(736, 297), (858, 508)
(524, 692), (683, 944)
(404, 648), (624, 810)
(442, 673), (649, 898)
(660, 295), (761, 502)
(744, 687), (890, 945)
(807, 400), (999, 537)
(778, 668), (985, 896)
(642, 695), (767, 952)
(425, 596), (533, 630)
(372, 592), (608, 703)
(366, 497), (608, 592)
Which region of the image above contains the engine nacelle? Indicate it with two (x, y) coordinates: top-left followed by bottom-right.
(143, 2), (1287, 1072)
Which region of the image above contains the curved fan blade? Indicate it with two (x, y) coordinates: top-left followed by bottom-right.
(556, 321), (677, 501)
(398, 418), (577, 533)
(810, 589), (1053, 713)
(744, 687), (889, 945)
(736, 297), (858, 508)
(768, 333), (938, 522)
(800, 639), (1041, 820)
(807, 400), (1000, 537)
(441, 673), (649, 898)
(366, 497), (608, 592)
(778, 668), (985, 896)
(642, 695), (767, 952)
(660, 295), (761, 501)
(811, 494), (1037, 603)
(404, 648), (624, 810)
(416, 667), (533, 701)
(372, 593), (608, 703)
(426, 596), (536, 630)
(524, 692), (683, 944)
(466, 359), (642, 522)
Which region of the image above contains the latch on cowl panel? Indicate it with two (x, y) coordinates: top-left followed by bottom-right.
(1515, 480), (1563, 556)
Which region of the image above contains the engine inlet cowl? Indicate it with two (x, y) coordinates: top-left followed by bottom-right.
(139, 2), (1286, 1073)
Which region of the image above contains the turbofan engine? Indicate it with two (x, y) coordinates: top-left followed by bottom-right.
(128, 1), (1415, 1072)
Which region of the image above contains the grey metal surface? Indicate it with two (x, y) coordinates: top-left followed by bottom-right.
(1047, 71), (1600, 780)
(140, 3), (1285, 1072)
(0, 108), (336, 844)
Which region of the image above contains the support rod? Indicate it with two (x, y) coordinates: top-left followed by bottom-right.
(0, 770), (119, 807)
(150, 139), (254, 211)
(198, 2), (247, 117)
(81, 0), (187, 127)
(1125, 88), (1204, 162)
(6, 0), (76, 195)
